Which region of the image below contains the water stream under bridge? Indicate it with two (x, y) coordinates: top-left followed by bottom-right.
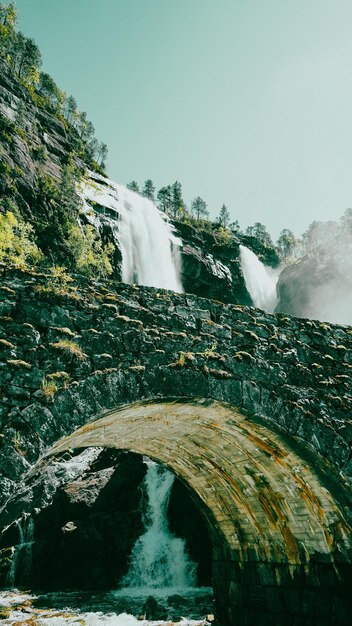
(0, 268), (352, 624)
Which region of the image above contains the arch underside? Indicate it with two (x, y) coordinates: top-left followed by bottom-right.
(47, 398), (352, 625)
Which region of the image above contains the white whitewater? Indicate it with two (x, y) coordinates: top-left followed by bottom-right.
(0, 590), (211, 624)
(240, 245), (280, 313)
(81, 174), (182, 292)
(121, 462), (197, 591)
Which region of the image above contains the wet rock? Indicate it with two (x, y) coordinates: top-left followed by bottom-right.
(168, 593), (187, 606)
(0, 448), (147, 589)
(174, 221), (279, 307)
(142, 595), (168, 620)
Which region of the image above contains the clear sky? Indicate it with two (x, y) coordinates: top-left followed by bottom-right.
(14, 0), (352, 239)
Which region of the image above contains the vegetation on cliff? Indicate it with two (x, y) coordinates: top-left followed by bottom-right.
(0, 0), (107, 170)
(0, 1), (115, 279)
(4, 0), (348, 300)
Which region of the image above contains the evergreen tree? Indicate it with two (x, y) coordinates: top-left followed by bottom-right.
(157, 185), (172, 212)
(37, 162), (81, 263)
(142, 179), (155, 202)
(245, 222), (273, 247)
(170, 180), (184, 218)
(127, 180), (140, 193)
(63, 95), (78, 124)
(97, 142), (108, 168)
(276, 228), (297, 260)
(191, 196), (208, 221)
(0, 1), (16, 58)
(15, 35), (42, 80)
(217, 204), (230, 228)
(302, 220), (339, 252)
(86, 137), (99, 162)
(78, 116), (95, 143)
(230, 219), (241, 232)
(38, 72), (64, 111)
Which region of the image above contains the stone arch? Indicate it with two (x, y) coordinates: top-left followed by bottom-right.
(43, 398), (352, 626)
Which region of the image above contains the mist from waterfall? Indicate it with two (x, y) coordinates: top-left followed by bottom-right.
(81, 175), (182, 292)
(121, 461), (197, 591)
(240, 245), (280, 313)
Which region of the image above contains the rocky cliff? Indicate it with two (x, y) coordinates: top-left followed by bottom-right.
(0, 59), (81, 213)
(0, 57), (279, 308)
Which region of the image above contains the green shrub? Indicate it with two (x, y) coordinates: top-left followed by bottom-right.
(66, 223), (114, 278)
(0, 210), (42, 266)
(32, 144), (47, 162)
(214, 226), (232, 246)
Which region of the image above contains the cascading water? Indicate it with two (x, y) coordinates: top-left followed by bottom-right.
(1, 464), (213, 624)
(121, 461), (197, 591)
(7, 515), (34, 588)
(81, 174), (182, 292)
(240, 245), (280, 313)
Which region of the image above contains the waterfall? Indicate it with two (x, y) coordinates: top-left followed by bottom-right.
(81, 174), (183, 292)
(7, 515), (34, 588)
(240, 245), (280, 313)
(121, 462), (197, 590)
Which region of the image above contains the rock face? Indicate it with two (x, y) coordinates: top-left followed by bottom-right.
(0, 447), (212, 591)
(0, 448), (146, 589)
(0, 57), (280, 307)
(174, 220), (280, 306)
(0, 60), (79, 213)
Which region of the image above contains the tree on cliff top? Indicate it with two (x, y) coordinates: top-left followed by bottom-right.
(170, 181), (184, 218)
(246, 222), (273, 248)
(157, 185), (172, 212)
(0, 0), (108, 172)
(276, 228), (298, 260)
(191, 196), (209, 221)
(142, 179), (156, 202)
(217, 204), (231, 228)
(38, 72), (65, 112)
(127, 180), (140, 193)
(0, 1), (16, 58)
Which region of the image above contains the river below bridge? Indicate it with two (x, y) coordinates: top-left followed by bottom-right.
(0, 588), (214, 624)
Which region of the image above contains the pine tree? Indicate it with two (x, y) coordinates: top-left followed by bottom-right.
(38, 72), (64, 111)
(276, 229), (297, 260)
(245, 222), (273, 247)
(157, 186), (172, 212)
(169, 181), (183, 218)
(63, 95), (78, 125)
(16, 35), (42, 80)
(230, 219), (241, 232)
(142, 179), (155, 201)
(0, 1), (16, 59)
(191, 196), (208, 221)
(217, 204), (230, 228)
(97, 143), (108, 169)
(127, 180), (140, 193)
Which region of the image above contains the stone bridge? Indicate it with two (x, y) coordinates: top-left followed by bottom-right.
(0, 266), (352, 625)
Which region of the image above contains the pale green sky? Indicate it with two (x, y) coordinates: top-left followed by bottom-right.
(15, 0), (352, 238)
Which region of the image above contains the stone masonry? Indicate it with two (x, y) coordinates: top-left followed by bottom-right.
(0, 265), (352, 625)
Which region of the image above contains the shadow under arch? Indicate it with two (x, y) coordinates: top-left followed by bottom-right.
(43, 397), (352, 626)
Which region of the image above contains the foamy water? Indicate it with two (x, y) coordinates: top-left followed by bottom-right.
(81, 173), (182, 292)
(0, 590), (213, 625)
(121, 462), (197, 590)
